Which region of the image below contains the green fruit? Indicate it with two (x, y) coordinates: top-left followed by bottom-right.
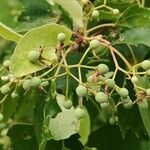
(28, 51), (40, 63)
(118, 88), (129, 98)
(92, 10), (99, 17)
(131, 76), (138, 83)
(11, 92), (19, 99)
(82, 0), (88, 5)
(123, 100), (133, 109)
(0, 114), (4, 122)
(31, 77), (41, 87)
(41, 81), (49, 87)
(63, 100), (73, 109)
(100, 102), (109, 109)
(87, 75), (93, 82)
(90, 39), (100, 49)
(1, 76), (9, 82)
(146, 89), (150, 96)
(138, 100), (148, 109)
(57, 32), (66, 42)
(121, 96), (131, 104)
(146, 69), (150, 76)
(109, 117), (115, 125)
(23, 79), (31, 90)
(3, 60), (10, 68)
(112, 9), (119, 15)
(95, 92), (108, 103)
(114, 116), (118, 122)
(0, 85), (10, 94)
(141, 60), (150, 70)
(97, 64), (109, 74)
(76, 85), (87, 97)
(75, 108), (85, 119)
(105, 79), (115, 88)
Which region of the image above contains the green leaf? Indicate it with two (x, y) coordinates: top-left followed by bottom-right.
(0, 22), (22, 43)
(48, 94), (79, 140)
(10, 23), (72, 77)
(117, 5), (150, 47)
(51, 0), (83, 28)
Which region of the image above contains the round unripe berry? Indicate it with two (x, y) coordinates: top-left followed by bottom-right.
(63, 100), (72, 109)
(112, 9), (119, 15)
(141, 60), (150, 70)
(95, 92), (108, 103)
(138, 100), (148, 109)
(118, 88), (129, 98)
(1, 76), (9, 82)
(105, 79), (115, 88)
(75, 108), (85, 119)
(131, 76), (138, 83)
(0, 85), (10, 94)
(23, 79), (31, 90)
(76, 85), (87, 97)
(0, 114), (4, 122)
(109, 117), (115, 125)
(100, 102), (109, 109)
(146, 69), (150, 76)
(146, 89), (150, 96)
(82, 0), (88, 5)
(121, 96), (131, 104)
(90, 39), (100, 49)
(57, 32), (66, 42)
(28, 51), (40, 63)
(123, 100), (133, 109)
(11, 92), (19, 99)
(31, 77), (41, 87)
(40, 81), (49, 87)
(97, 64), (109, 74)
(92, 10), (99, 18)
(87, 75), (93, 82)
(3, 60), (10, 68)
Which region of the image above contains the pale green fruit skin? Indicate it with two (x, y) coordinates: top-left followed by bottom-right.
(95, 92), (108, 103)
(146, 89), (150, 96)
(75, 108), (85, 119)
(121, 96), (131, 104)
(97, 64), (109, 74)
(23, 79), (31, 90)
(92, 10), (99, 17)
(100, 102), (109, 109)
(146, 69), (150, 76)
(87, 75), (93, 82)
(105, 79), (115, 88)
(63, 100), (73, 109)
(0, 85), (11, 94)
(1, 76), (9, 82)
(41, 81), (49, 87)
(3, 60), (10, 68)
(0, 114), (4, 122)
(138, 100), (148, 109)
(123, 100), (133, 109)
(57, 32), (66, 42)
(31, 77), (41, 87)
(131, 76), (138, 83)
(90, 39), (100, 49)
(28, 51), (40, 63)
(112, 9), (119, 15)
(141, 60), (150, 70)
(118, 88), (129, 98)
(82, 0), (88, 5)
(76, 85), (87, 97)
(109, 117), (115, 125)
(11, 92), (19, 99)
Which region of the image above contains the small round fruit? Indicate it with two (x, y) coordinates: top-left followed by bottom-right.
(131, 76), (138, 83)
(95, 92), (108, 103)
(92, 10), (99, 17)
(100, 102), (109, 109)
(63, 100), (73, 109)
(23, 79), (31, 90)
(76, 85), (87, 97)
(11, 92), (19, 99)
(87, 75), (93, 82)
(138, 100), (148, 109)
(31, 77), (41, 87)
(0, 85), (10, 94)
(75, 108), (85, 119)
(3, 60), (10, 68)
(57, 32), (66, 42)
(105, 79), (115, 88)
(121, 96), (131, 104)
(28, 51), (40, 63)
(112, 9), (119, 15)
(97, 64), (109, 74)
(123, 100), (133, 109)
(90, 39), (100, 49)
(141, 60), (150, 70)
(0, 114), (4, 122)
(146, 69), (150, 76)
(109, 117), (115, 125)
(1, 76), (9, 82)
(146, 89), (150, 96)
(41, 81), (49, 87)
(82, 0), (88, 5)
(118, 88), (129, 98)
